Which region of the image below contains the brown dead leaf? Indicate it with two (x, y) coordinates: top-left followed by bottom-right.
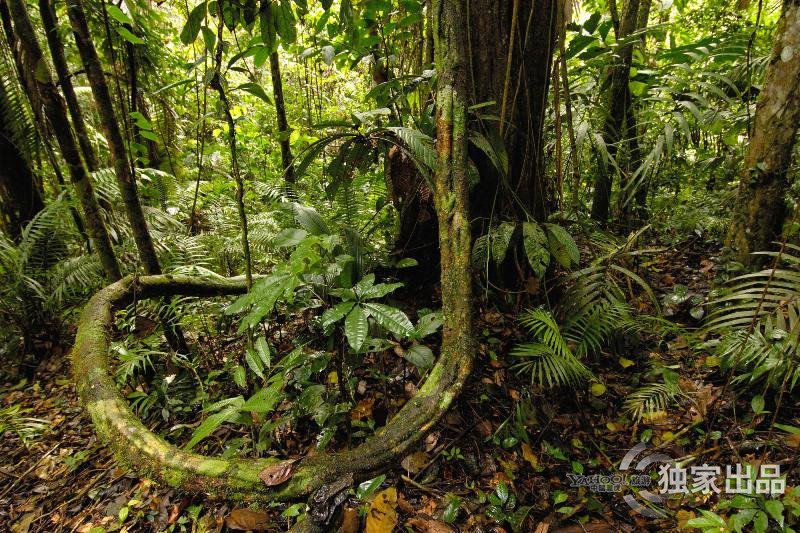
(401, 451), (429, 474)
(341, 506), (360, 533)
(406, 517), (457, 532)
(225, 508), (270, 531)
(352, 398), (375, 420)
(365, 487), (398, 533)
(533, 522), (550, 533)
(258, 459), (297, 486)
(521, 443), (539, 470)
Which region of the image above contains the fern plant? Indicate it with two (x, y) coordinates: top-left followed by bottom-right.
(511, 308), (594, 388)
(702, 249), (800, 392)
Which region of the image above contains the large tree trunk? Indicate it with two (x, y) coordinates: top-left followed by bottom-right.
(468, 0), (559, 224)
(727, 0), (800, 267)
(38, 0), (98, 171)
(5, 0), (121, 281)
(590, 0), (640, 223)
(269, 50), (295, 185)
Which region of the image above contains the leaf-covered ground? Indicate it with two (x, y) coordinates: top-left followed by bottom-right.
(2, 241), (799, 533)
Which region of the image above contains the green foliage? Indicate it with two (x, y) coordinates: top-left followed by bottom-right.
(0, 403), (48, 446)
(511, 308), (593, 388)
(702, 248), (800, 392)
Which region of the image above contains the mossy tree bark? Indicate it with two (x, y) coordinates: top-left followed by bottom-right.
(727, 0), (800, 268)
(38, 0), (99, 171)
(269, 50), (295, 185)
(4, 0), (121, 281)
(72, 0), (476, 510)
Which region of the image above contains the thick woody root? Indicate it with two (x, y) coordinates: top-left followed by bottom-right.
(72, 274), (474, 504)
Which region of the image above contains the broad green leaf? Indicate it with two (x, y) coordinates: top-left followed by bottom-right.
(363, 303), (413, 338)
(414, 310), (443, 338)
(180, 2), (207, 45)
(544, 223), (580, 268)
(522, 221), (549, 278)
(360, 282), (403, 300)
(241, 382), (283, 413)
(321, 302), (356, 332)
(492, 222), (517, 265)
(106, 5), (133, 25)
(254, 337), (272, 369)
(116, 27), (144, 45)
(764, 500), (784, 527)
(200, 25), (216, 52)
(404, 344), (434, 369)
(185, 402), (241, 450)
(245, 347), (265, 379)
(345, 305), (369, 352)
(236, 82), (273, 105)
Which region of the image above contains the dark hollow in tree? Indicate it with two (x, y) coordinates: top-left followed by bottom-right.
(0, 101), (44, 240)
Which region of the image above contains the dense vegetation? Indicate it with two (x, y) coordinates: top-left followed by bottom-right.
(1, 0), (800, 530)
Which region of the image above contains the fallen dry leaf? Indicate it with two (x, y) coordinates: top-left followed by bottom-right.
(365, 487), (398, 533)
(406, 517), (457, 532)
(258, 459), (297, 486)
(401, 451), (429, 474)
(521, 442), (539, 470)
(225, 508), (270, 531)
(340, 506), (360, 533)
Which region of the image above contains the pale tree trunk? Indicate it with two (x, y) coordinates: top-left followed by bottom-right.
(727, 0), (800, 267)
(5, 0), (121, 281)
(269, 50), (294, 184)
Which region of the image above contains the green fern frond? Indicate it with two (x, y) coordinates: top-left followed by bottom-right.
(624, 382), (684, 421)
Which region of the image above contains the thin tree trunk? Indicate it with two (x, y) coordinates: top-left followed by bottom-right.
(559, 44), (580, 212)
(590, 0), (640, 223)
(727, 0), (800, 267)
(38, 0), (98, 171)
(269, 50), (294, 184)
(5, 0), (121, 280)
(66, 0), (188, 352)
(210, 21), (252, 290)
(65, 0), (162, 274)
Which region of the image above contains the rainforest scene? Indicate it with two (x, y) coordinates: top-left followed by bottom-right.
(1, 0), (800, 530)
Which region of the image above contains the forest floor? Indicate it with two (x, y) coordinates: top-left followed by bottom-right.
(2, 238), (799, 533)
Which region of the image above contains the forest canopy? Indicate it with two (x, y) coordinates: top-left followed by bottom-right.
(1, 0), (800, 530)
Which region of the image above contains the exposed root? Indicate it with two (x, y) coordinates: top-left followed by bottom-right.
(71, 274), (474, 503)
